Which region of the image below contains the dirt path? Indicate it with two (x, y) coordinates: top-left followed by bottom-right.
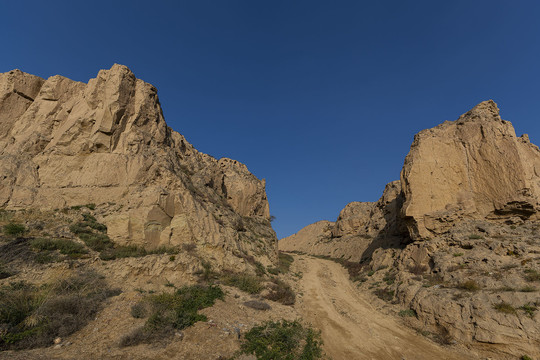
(294, 255), (473, 360)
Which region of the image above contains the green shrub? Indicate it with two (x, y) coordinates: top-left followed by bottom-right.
(239, 320), (323, 360)
(3, 223), (26, 236)
(121, 285), (224, 347)
(264, 279), (295, 305)
(0, 271), (119, 350)
(222, 273), (263, 294)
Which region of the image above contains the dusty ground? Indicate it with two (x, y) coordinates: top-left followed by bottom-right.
(291, 255), (474, 360)
(2, 253), (482, 360)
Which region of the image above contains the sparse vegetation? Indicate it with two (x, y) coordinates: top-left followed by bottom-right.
(519, 303), (537, 318)
(493, 302), (516, 314)
(277, 252), (294, 274)
(458, 280), (480, 291)
(3, 223), (26, 237)
(0, 271), (119, 350)
(244, 300), (271, 311)
(69, 214), (112, 252)
(264, 278), (296, 305)
(383, 271), (396, 285)
(398, 309), (417, 317)
(523, 269), (540, 282)
(0, 262), (12, 279)
(121, 284), (224, 347)
(222, 273), (263, 294)
(468, 234), (483, 239)
(30, 238), (87, 258)
(453, 252), (464, 257)
(238, 320), (323, 360)
(374, 288), (394, 302)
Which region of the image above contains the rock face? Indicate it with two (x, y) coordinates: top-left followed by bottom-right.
(0, 65), (276, 268)
(401, 100), (540, 240)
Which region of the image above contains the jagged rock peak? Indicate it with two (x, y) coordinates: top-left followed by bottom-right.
(0, 65), (277, 269)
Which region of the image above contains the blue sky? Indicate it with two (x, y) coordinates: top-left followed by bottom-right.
(2, 1), (540, 238)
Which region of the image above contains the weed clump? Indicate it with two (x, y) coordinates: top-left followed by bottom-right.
(3, 223), (26, 237)
(121, 284), (224, 347)
(239, 320), (323, 360)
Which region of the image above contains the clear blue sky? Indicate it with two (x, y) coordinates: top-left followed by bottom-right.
(2, 1), (539, 239)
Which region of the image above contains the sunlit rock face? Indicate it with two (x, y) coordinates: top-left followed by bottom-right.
(401, 100), (540, 240)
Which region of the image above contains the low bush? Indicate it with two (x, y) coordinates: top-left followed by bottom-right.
(244, 300), (271, 311)
(3, 223), (26, 237)
(374, 288), (394, 302)
(523, 269), (540, 282)
(493, 302), (516, 314)
(0, 271), (119, 350)
(69, 215), (112, 252)
(239, 320), (323, 360)
(277, 252), (294, 274)
(222, 273), (263, 294)
(398, 309), (417, 317)
(30, 238), (87, 257)
(0, 262), (12, 279)
(458, 280), (480, 292)
(264, 278), (295, 305)
(519, 303), (537, 318)
(121, 284), (224, 347)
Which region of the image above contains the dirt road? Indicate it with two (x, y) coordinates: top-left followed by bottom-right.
(294, 255), (473, 360)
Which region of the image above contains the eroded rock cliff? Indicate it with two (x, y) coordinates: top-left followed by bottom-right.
(0, 65), (277, 269)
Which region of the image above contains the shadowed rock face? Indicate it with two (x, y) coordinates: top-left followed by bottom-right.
(0, 65), (276, 268)
(401, 100), (540, 240)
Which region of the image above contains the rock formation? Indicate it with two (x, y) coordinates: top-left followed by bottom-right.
(0, 65), (277, 269)
(401, 100), (540, 240)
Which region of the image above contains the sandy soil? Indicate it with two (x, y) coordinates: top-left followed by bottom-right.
(292, 255), (475, 360)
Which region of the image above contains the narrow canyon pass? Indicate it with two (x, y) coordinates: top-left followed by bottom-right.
(281, 100), (540, 359)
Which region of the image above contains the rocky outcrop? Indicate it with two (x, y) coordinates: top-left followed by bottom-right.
(401, 100), (540, 240)
(0, 65), (277, 269)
